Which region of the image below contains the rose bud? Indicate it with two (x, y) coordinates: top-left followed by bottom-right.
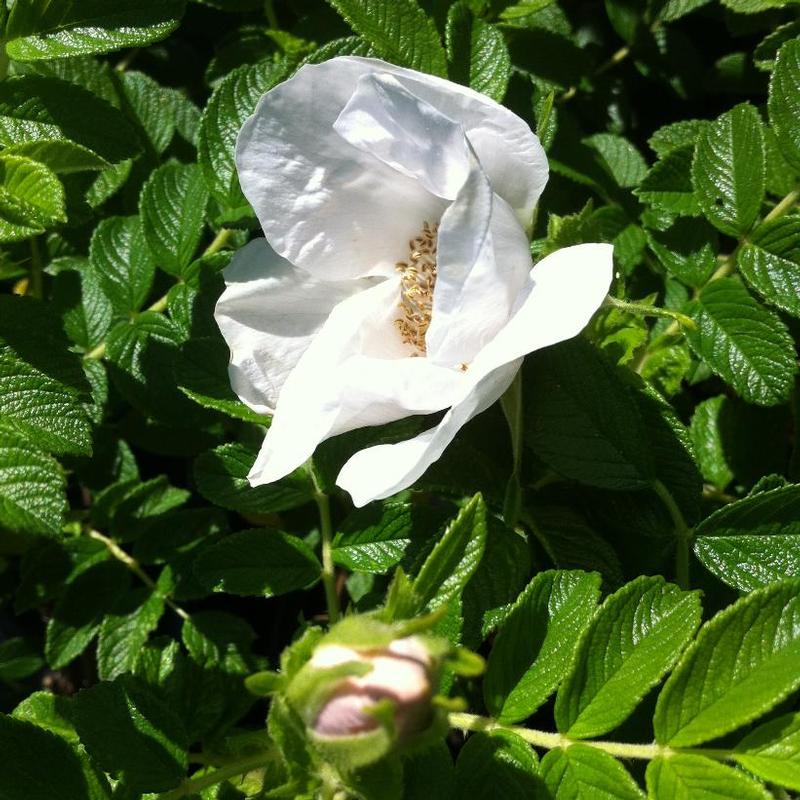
(309, 637), (434, 740)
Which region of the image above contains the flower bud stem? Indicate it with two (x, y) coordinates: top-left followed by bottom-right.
(308, 463), (340, 625)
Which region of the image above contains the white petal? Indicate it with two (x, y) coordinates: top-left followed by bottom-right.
(337, 243), (614, 506)
(333, 71), (470, 200)
(248, 278), (465, 486)
(425, 157), (532, 367)
(236, 56), (548, 280)
(214, 239), (372, 414)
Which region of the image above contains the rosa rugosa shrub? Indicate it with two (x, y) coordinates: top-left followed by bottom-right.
(1, 1), (800, 799)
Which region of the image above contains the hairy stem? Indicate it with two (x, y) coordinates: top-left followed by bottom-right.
(88, 530), (190, 621)
(160, 751), (276, 800)
(309, 465), (340, 625)
(603, 295), (697, 331)
(83, 228), (234, 361)
(652, 480), (692, 590)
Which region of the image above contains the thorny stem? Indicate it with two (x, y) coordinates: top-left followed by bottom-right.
(83, 228), (235, 361)
(308, 464), (341, 625)
(88, 530), (190, 621)
(652, 480), (692, 590)
(160, 751), (277, 800)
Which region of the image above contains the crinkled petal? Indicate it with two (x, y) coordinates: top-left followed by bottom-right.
(337, 243), (614, 506)
(214, 238), (372, 414)
(236, 56), (547, 280)
(248, 279), (466, 486)
(425, 156), (532, 367)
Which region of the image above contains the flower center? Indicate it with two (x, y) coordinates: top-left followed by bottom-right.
(394, 221), (438, 356)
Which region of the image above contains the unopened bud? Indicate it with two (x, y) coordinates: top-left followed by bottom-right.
(310, 637), (433, 740)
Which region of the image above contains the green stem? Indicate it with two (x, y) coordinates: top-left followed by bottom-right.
(500, 371), (524, 528)
(83, 228), (233, 361)
(28, 236), (44, 299)
(264, 0), (280, 29)
(88, 530), (190, 621)
(652, 480), (692, 590)
(603, 296), (697, 331)
(160, 751), (276, 800)
(764, 186), (800, 224)
(309, 465), (340, 625)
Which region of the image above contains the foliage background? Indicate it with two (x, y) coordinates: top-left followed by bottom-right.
(2, 0), (800, 797)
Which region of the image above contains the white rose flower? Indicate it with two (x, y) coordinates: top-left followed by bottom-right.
(215, 56), (613, 507)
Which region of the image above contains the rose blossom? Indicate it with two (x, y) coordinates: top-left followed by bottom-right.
(215, 56), (613, 506)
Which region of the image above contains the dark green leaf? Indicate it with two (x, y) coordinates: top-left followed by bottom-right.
(769, 39), (800, 170)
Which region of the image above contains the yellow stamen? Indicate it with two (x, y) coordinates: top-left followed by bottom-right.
(395, 221), (437, 355)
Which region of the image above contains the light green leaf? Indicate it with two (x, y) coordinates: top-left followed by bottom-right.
(722, 0), (799, 14)
(685, 278), (796, 406)
(524, 338), (654, 490)
(198, 59), (288, 218)
(635, 146), (701, 216)
(541, 744), (644, 800)
(648, 119), (710, 159)
(646, 754), (770, 800)
(584, 133), (648, 188)
(139, 162), (208, 276)
(689, 396), (733, 490)
(175, 336), (266, 423)
(328, 0), (447, 76)
(0, 155), (65, 242)
(412, 493), (487, 611)
(89, 216), (155, 316)
(0, 295), (92, 455)
(484, 570), (601, 724)
(454, 730), (541, 800)
(12, 691), (79, 743)
(691, 103), (765, 236)
(555, 576), (700, 739)
(6, 0), (186, 61)
(0, 77), (140, 164)
(0, 714), (110, 800)
(2, 140), (108, 174)
(446, 3), (511, 102)
(739, 218), (800, 318)
(193, 528), (321, 597)
(194, 443), (314, 516)
(735, 712), (800, 791)
(654, 579), (800, 747)
(74, 676), (188, 793)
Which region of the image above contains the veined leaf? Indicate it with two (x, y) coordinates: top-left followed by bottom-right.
(655, 579), (800, 747)
(735, 712), (800, 791)
(0, 154), (65, 242)
(646, 754), (770, 800)
(541, 745), (645, 800)
(770, 41), (800, 171)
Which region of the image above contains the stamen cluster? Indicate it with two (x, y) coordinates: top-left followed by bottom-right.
(395, 221), (438, 355)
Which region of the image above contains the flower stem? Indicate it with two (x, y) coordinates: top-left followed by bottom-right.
(764, 186), (800, 224)
(603, 296), (697, 331)
(652, 480), (692, 590)
(308, 465), (340, 625)
(88, 530), (190, 621)
(160, 751), (277, 800)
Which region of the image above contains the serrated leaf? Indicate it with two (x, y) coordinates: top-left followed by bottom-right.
(3, 140), (108, 174)
(328, 0), (447, 76)
(689, 396), (734, 490)
(198, 59), (288, 217)
(194, 443), (314, 516)
(453, 731), (541, 799)
(74, 676), (188, 793)
(756, 21), (800, 71)
(584, 133), (648, 188)
(635, 146), (700, 216)
(89, 216), (155, 316)
(139, 162), (208, 276)
(648, 120), (710, 158)
(193, 528), (321, 597)
(485, 570), (601, 723)
(722, 0), (799, 13)
(0, 424), (66, 536)
(446, 3), (510, 102)
(46, 560), (130, 669)
(6, 0), (186, 61)
(735, 712), (800, 791)
(555, 576), (700, 739)
(0, 295), (92, 455)
(412, 493), (487, 611)
(12, 691), (79, 743)
(646, 218), (717, 287)
(0, 714), (111, 800)
(655, 579), (800, 746)
(739, 218), (800, 318)
(646, 754), (770, 800)
(524, 338), (654, 490)
(175, 336), (266, 423)
(541, 745), (644, 800)
(692, 104), (765, 236)
(654, 0), (714, 22)
(0, 76), (139, 164)
(685, 278), (796, 406)
(0, 154), (65, 241)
